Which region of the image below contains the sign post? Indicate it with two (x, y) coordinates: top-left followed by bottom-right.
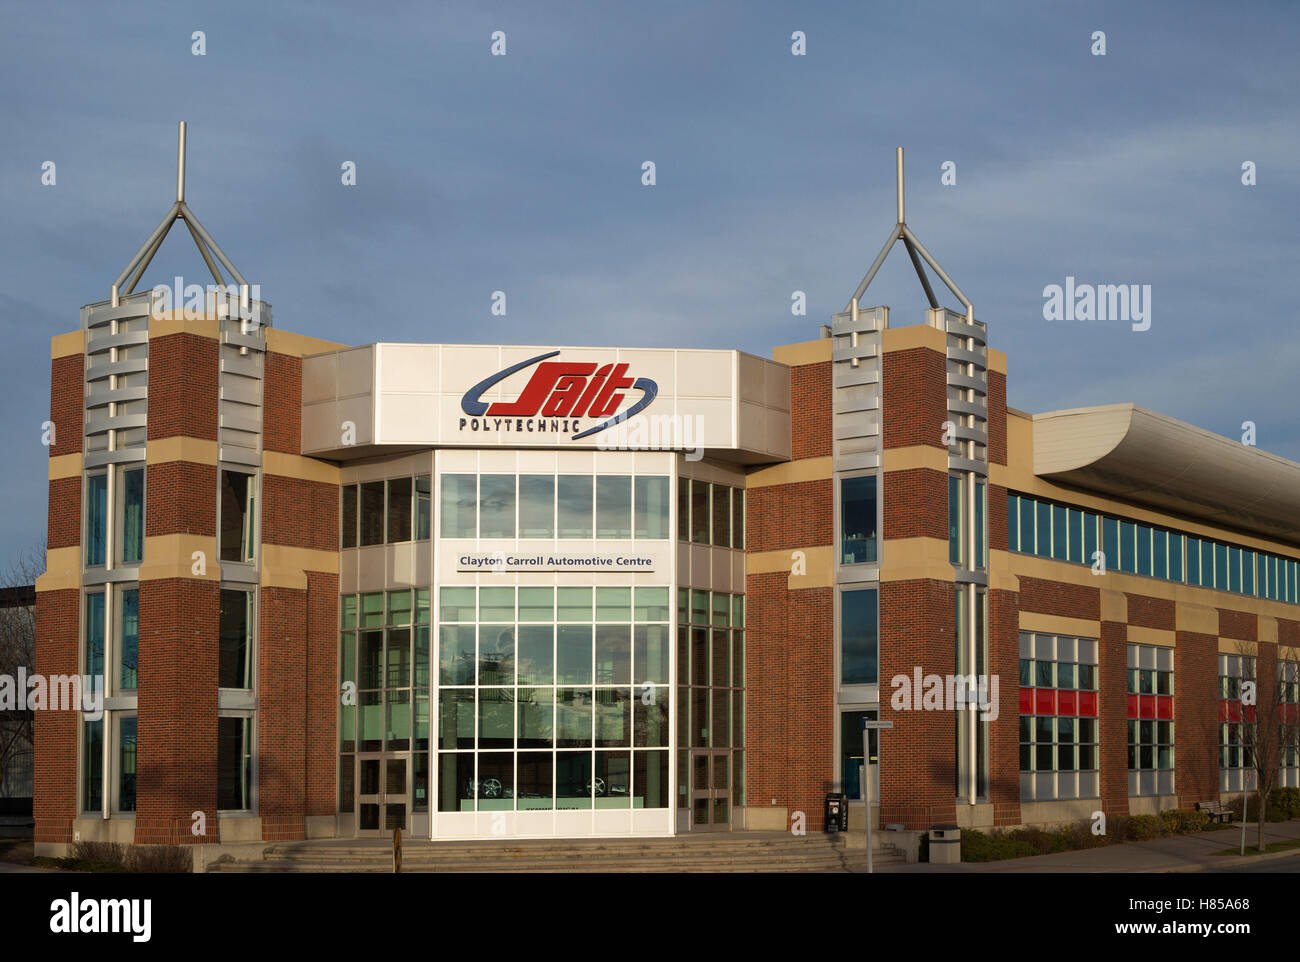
(860, 718), (893, 874)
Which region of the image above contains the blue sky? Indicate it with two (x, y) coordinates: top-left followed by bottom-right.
(1, 0), (1297, 565)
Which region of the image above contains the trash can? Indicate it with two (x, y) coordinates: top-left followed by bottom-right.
(824, 793), (847, 833)
(929, 824), (961, 864)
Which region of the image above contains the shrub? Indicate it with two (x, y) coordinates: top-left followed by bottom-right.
(961, 829), (1035, 862)
(70, 840), (127, 870)
(1268, 787), (1300, 821)
(1062, 818), (1112, 849)
(1005, 826), (1072, 855)
(124, 845), (193, 874)
(1159, 808), (1209, 835)
(1125, 814), (1164, 841)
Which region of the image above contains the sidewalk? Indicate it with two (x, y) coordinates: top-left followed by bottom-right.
(878, 820), (1300, 873)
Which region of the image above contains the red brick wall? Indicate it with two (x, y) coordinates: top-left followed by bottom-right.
(1217, 609), (1257, 642)
(743, 572), (834, 830)
(988, 482), (1008, 553)
(146, 334), (218, 441)
(989, 588), (1022, 825)
(789, 361), (831, 460)
(259, 586), (309, 841)
(33, 589), (79, 844)
(881, 468), (947, 541)
(987, 370), (1007, 466)
(1126, 594), (1175, 631)
(144, 461), (218, 537)
(306, 571), (340, 817)
(1175, 631), (1220, 805)
(882, 348), (947, 450)
(1017, 576), (1100, 621)
(1278, 618), (1300, 647)
(261, 476), (339, 552)
(878, 579), (957, 829)
(47, 476), (81, 550)
(1098, 621), (1129, 818)
(745, 480), (831, 553)
(136, 578), (221, 844)
(264, 351), (302, 455)
(49, 354), (84, 458)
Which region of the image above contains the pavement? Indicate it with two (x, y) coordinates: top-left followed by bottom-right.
(878, 819), (1300, 873)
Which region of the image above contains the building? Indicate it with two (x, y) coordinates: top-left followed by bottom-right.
(33, 134), (1300, 854)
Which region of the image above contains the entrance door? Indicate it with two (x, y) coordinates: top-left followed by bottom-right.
(689, 750), (731, 831)
(357, 754), (410, 836)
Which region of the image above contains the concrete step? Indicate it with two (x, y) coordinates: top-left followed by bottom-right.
(209, 833), (905, 873)
(212, 852), (903, 873)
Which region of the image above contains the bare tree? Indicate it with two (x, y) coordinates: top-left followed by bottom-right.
(0, 544), (42, 799)
(1232, 640), (1300, 853)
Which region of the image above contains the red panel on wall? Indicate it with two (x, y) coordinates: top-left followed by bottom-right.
(1035, 689), (1055, 715)
(1078, 690), (1098, 717)
(1217, 700), (1229, 722)
(1058, 690), (1078, 716)
(1019, 688), (1034, 716)
(1126, 693), (1139, 719)
(1156, 696), (1173, 720)
(1139, 694), (1156, 719)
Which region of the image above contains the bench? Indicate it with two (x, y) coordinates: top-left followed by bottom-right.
(1196, 801), (1232, 824)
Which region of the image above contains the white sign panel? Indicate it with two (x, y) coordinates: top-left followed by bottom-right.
(457, 552), (655, 573)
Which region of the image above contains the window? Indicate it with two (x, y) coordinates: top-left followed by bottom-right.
(219, 470), (257, 562)
(415, 475), (431, 540)
(840, 709), (879, 801)
(596, 476), (631, 539)
(217, 716), (253, 811)
(634, 476), (669, 539)
(948, 476), (963, 565)
(1018, 632), (1099, 801)
(86, 472), (108, 566)
(432, 583), (674, 812)
(840, 589), (878, 686)
(557, 475), (593, 538)
(118, 588), (138, 691)
(387, 477), (412, 543)
(711, 485), (731, 548)
(1127, 644), (1174, 796)
(691, 480), (710, 544)
(732, 489), (745, 550)
(1281, 660), (1300, 788)
(219, 589), (253, 689)
(520, 475), (555, 538)
(85, 592), (105, 680)
(440, 475), (477, 538)
(1219, 654), (1256, 793)
(83, 718), (103, 812)
(119, 466), (144, 564)
(841, 475), (877, 565)
(341, 484), (358, 548)
(117, 715), (137, 812)
(677, 478), (689, 541)
(480, 475), (516, 538)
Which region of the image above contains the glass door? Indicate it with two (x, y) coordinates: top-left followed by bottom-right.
(357, 754), (410, 837)
(689, 749), (731, 831)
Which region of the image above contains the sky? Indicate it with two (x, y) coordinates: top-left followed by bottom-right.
(0, 0), (1297, 567)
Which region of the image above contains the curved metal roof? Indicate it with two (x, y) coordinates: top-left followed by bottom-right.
(1032, 404), (1300, 545)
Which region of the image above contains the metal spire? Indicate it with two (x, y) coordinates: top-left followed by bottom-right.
(845, 146), (974, 323)
(110, 122), (248, 306)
